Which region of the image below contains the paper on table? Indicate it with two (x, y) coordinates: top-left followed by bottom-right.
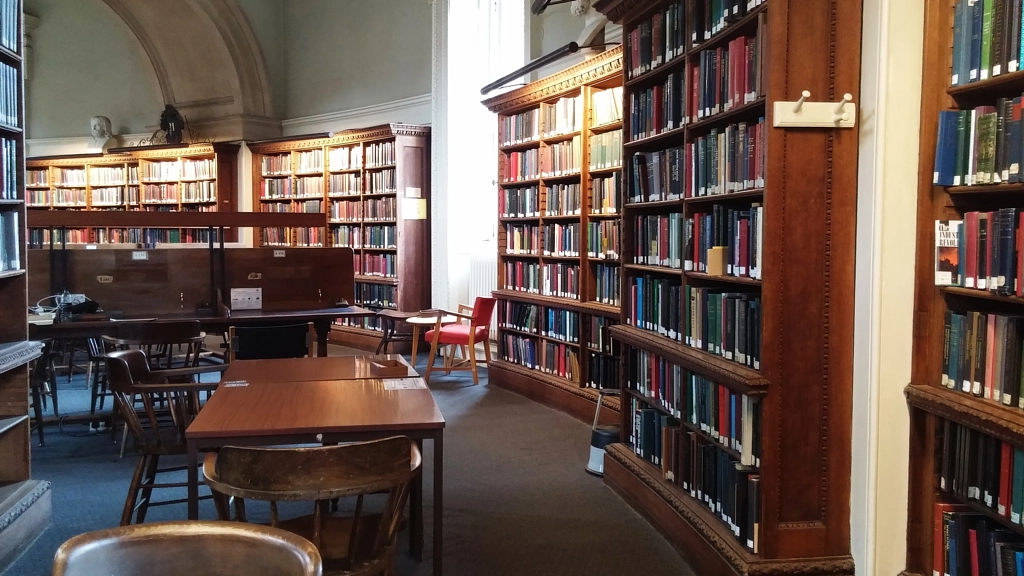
(383, 378), (427, 390)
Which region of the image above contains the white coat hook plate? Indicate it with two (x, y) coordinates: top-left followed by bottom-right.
(773, 90), (857, 129)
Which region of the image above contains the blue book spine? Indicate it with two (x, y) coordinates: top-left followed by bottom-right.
(948, 517), (958, 576)
(971, 0), (983, 82)
(936, 111), (959, 185)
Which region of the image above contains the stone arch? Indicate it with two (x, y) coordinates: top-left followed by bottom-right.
(100, 0), (280, 140)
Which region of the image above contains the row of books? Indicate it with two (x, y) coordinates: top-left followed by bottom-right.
(592, 176), (621, 214)
(934, 501), (1024, 576)
(367, 169), (396, 194)
(364, 197), (396, 221)
(545, 307), (580, 344)
(499, 109), (540, 147)
(329, 146), (362, 171)
(933, 104), (1024, 187)
(628, 396), (760, 552)
(504, 223), (540, 255)
(942, 419), (1024, 534)
(592, 86), (624, 127)
(934, 213), (1019, 294)
(547, 183), (581, 216)
(941, 310), (1024, 409)
(950, 0), (1024, 86)
(260, 178), (293, 199)
(627, 275), (683, 340)
(294, 200), (322, 214)
(498, 301), (581, 344)
(544, 95), (582, 138)
(295, 149), (323, 174)
(627, 349), (761, 467)
(542, 263), (580, 299)
(596, 263), (621, 306)
(294, 227), (324, 247)
(587, 354), (620, 389)
(686, 287), (762, 369)
(354, 282), (396, 309)
(542, 222), (580, 257)
(328, 225), (360, 248)
(262, 154), (291, 176)
(330, 200), (362, 222)
(498, 333), (580, 381)
(141, 161), (186, 182)
(0, 62), (16, 127)
(51, 189), (85, 206)
(3, 140), (22, 198)
(366, 141), (396, 167)
(692, 0), (766, 45)
(587, 220), (620, 260)
(625, 0), (687, 79)
(504, 260), (540, 293)
(362, 253), (396, 278)
(0, 0), (19, 53)
(686, 204), (764, 279)
(633, 213), (685, 268)
(330, 173), (362, 196)
(503, 150), (539, 183)
(542, 137), (581, 177)
(364, 225), (397, 249)
(180, 158), (217, 180)
(590, 316), (614, 354)
(629, 71), (687, 141)
(55, 168), (86, 186)
(500, 301), (541, 333)
(691, 30), (766, 121)
(26, 169), (47, 187)
(590, 130), (623, 170)
(499, 186), (539, 218)
(295, 176), (324, 197)
(89, 166), (128, 186)
(142, 184), (180, 203)
(90, 187), (136, 205)
(181, 181), (216, 202)
(0, 211), (18, 271)
(336, 316), (385, 333)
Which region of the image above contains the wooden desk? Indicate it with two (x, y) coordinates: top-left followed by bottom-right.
(222, 355), (418, 383)
(28, 306), (375, 357)
(186, 376), (445, 575)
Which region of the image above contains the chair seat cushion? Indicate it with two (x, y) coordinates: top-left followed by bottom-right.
(424, 324), (488, 345)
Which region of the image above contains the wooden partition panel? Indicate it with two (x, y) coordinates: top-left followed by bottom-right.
(28, 247), (354, 315)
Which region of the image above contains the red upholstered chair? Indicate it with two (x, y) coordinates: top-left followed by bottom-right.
(423, 297), (496, 384)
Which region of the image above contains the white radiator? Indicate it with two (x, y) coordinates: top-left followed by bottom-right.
(468, 248), (498, 341)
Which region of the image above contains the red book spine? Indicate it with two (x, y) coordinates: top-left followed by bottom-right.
(691, 64), (700, 121)
(965, 211), (978, 288)
(718, 383), (727, 441)
(1000, 441), (1013, 516)
(739, 219), (749, 276)
(1018, 212), (1024, 296)
(986, 211), (996, 288)
(715, 48), (723, 114)
(969, 528), (979, 576)
(660, 216), (669, 266)
(694, 212), (702, 271)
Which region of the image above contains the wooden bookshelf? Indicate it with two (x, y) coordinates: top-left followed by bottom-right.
(586, 1), (861, 575)
(903, 1), (1024, 574)
(248, 124), (430, 349)
(0, 2), (51, 571)
(25, 142), (240, 246)
(483, 47), (625, 423)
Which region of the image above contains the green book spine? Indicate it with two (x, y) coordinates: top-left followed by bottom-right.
(978, 112), (998, 184)
(982, 0), (994, 79)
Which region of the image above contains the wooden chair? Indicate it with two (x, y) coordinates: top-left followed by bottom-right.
(52, 520), (322, 576)
(203, 436), (421, 576)
(228, 322), (316, 362)
(423, 296), (496, 384)
(104, 320), (205, 370)
(105, 349), (228, 526)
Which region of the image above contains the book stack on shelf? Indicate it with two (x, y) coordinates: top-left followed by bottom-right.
(907, 3), (1024, 575)
(248, 124), (430, 350)
(25, 143), (240, 247)
(0, 3), (52, 571)
(483, 46), (625, 421)
(578, 0), (862, 574)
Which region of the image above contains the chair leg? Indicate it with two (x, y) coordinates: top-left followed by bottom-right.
(468, 340), (479, 385)
(121, 455), (148, 526)
(89, 359), (100, 415)
(424, 338), (440, 382)
(483, 338), (492, 365)
(30, 378), (45, 447)
(212, 490), (230, 520)
(135, 454), (160, 524)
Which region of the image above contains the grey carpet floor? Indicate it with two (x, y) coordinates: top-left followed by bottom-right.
(4, 347), (693, 576)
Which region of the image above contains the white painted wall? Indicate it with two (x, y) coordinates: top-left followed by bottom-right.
(851, 0), (923, 573)
(282, 0), (432, 121)
(530, 5), (582, 60)
(23, 0), (163, 139)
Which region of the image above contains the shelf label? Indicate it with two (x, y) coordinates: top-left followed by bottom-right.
(131, 251), (148, 261)
(273, 250), (286, 258)
(96, 275), (113, 284)
(405, 186), (422, 198)
(402, 198), (427, 220)
(85, 244), (97, 250)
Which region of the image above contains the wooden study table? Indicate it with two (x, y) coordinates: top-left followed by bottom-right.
(28, 306), (375, 357)
(186, 362), (445, 575)
(220, 354), (418, 382)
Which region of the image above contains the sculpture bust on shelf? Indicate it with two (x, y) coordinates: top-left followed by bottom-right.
(87, 115), (115, 152)
(160, 104), (184, 145)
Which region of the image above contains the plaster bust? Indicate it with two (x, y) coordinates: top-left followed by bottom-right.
(87, 115), (115, 152)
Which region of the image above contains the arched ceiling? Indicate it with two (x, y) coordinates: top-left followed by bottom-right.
(100, 0), (280, 139)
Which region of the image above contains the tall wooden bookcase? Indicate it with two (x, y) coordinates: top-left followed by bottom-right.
(0, 1), (51, 570)
(25, 143), (241, 246)
(903, 1), (1024, 574)
(248, 124), (431, 349)
(587, 1), (862, 575)
(482, 48), (626, 423)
